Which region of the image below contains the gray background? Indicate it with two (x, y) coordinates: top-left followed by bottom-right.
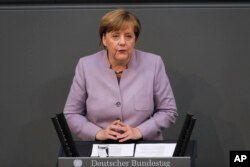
(1, 3), (250, 167)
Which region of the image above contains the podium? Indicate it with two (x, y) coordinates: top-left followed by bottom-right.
(57, 140), (196, 167)
(53, 113), (197, 167)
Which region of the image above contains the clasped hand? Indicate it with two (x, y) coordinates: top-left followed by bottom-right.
(95, 120), (142, 142)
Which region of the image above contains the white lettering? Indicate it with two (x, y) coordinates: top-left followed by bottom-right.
(131, 159), (171, 167)
(131, 160), (137, 166)
(91, 160), (98, 166)
(241, 155), (247, 161)
(234, 155), (247, 162)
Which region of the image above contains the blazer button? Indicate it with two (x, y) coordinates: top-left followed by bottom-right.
(115, 102), (121, 107)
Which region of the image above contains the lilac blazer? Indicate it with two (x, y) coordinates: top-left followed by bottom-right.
(64, 49), (177, 141)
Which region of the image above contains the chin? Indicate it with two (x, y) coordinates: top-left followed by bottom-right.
(115, 54), (130, 62)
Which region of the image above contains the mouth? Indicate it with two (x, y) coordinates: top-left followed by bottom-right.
(117, 49), (127, 53)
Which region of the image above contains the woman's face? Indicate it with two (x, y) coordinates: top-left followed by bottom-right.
(102, 24), (136, 64)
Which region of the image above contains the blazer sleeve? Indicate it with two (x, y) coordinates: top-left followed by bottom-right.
(63, 59), (102, 140)
(137, 56), (178, 140)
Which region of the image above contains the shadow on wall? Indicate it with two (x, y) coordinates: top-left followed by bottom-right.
(169, 68), (245, 167)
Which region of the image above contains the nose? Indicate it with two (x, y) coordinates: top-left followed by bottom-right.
(118, 36), (126, 45)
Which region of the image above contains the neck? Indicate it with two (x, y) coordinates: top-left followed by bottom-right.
(107, 52), (130, 72)
(110, 64), (127, 73)
(109, 56), (129, 67)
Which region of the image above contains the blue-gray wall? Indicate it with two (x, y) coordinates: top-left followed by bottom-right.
(1, 3), (250, 167)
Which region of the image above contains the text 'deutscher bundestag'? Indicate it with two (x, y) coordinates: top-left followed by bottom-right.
(58, 157), (191, 167)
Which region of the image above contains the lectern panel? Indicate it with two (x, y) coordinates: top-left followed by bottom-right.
(58, 157), (191, 167)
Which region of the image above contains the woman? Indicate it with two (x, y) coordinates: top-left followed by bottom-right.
(63, 9), (177, 142)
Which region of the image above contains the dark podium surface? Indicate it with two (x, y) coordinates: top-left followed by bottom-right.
(58, 140), (197, 167)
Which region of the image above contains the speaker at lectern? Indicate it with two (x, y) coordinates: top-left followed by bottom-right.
(173, 113), (196, 156)
(52, 113), (79, 157)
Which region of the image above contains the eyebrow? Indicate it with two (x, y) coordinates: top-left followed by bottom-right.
(111, 31), (133, 34)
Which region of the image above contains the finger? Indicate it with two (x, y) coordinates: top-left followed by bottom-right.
(103, 129), (118, 140)
(116, 131), (129, 140)
(106, 134), (118, 140)
(107, 129), (121, 137)
(118, 135), (131, 142)
(115, 126), (127, 133)
(116, 121), (127, 127)
(112, 119), (121, 125)
(111, 125), (127, 135)
(109, 124), (122, 132)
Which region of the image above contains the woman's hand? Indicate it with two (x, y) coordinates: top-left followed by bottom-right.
(95, 120), (123, 141)
(115, 122), (142, 142)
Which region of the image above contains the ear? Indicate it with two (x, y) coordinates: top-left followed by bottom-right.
(102, 34), (107, 47)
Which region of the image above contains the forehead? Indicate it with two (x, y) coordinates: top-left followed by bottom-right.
(112, 28), (134, 34)
(109, 21), (134, 33)
(112, 26), (134, 34)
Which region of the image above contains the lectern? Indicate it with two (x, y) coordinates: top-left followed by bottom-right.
(57, 140), (196, 167)
(53, 113), (196, 167)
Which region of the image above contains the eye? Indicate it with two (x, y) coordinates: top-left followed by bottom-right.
(111, 34), (120, 40)
(125, 34), (134, 40)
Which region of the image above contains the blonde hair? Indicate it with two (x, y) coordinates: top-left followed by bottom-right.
(99, 9), (141, 46)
